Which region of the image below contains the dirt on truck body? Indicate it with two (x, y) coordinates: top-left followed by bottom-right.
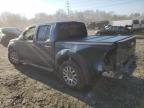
(0, 39), (144, 108)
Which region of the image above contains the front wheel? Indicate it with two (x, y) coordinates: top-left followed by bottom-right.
(8, 49), (21, 65)
(59, 60), (86, 89)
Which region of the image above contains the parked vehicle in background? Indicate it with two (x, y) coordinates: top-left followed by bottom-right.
(132, 20), (141, 30)
(110, 20), (141, 31)
(0, 27), (21, 46)
(141, 20), (144, 30)
(8, 21), (136, 89)
(96, 26), (132, 36)
(87, 21), (109, 30)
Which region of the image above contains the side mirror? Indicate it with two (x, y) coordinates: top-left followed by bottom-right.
(19, 34), (25, 40)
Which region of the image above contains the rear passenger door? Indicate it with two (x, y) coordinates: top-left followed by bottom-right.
(34, 25), (54, 68)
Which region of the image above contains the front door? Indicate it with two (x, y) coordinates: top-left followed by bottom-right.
(17, 26), (41, 64)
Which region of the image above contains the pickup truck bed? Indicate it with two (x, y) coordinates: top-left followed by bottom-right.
(56, 35), (135, 77)
(64, 35), (132, 43)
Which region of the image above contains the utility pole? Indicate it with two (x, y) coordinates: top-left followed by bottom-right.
(66, 0), (70, 16)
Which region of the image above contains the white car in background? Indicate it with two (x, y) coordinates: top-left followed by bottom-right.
(110, 20), (141, 31)
(141, 20), (144, 29)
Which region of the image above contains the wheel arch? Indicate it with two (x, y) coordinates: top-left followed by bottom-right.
(56, 49), (92, 85)
(8, 43), (22, 60)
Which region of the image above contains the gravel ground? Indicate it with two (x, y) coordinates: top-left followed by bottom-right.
(0, 39), (144, 108)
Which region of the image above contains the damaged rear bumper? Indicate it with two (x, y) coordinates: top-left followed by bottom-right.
(102, 56), (136, 79)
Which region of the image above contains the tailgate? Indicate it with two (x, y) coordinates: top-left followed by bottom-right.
(116, 36), (136, 67)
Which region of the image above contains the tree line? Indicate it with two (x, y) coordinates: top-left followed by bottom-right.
(0, 9), (144, 30)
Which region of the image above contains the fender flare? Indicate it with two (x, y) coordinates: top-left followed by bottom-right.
(8, 43), (16, 51)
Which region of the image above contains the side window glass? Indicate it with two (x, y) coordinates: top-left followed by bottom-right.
(120, 27), (124, 31)
(37, 25), (51, 41)
(112, 26), (117, 31)
(141, 20), (144, 24)
(110, 27), (114, 31)
(24, 27), (35, 40)
(115, 27), (118, 31)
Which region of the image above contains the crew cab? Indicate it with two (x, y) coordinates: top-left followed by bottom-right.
(8, 21), (136, 89)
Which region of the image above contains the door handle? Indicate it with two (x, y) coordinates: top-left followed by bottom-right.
(44, 45), (51, 48)
(35, 41), (51, 47)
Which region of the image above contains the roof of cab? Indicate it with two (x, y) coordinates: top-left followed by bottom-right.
(32, 21), (84, 27)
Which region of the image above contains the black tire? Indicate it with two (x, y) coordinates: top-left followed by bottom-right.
(59, 60), (86, 89)
(8, 49), (21, 65)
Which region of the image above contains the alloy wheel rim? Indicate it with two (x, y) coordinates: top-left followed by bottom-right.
(62, 66), (78, 87)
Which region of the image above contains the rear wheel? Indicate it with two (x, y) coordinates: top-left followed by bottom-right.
(8, 49), (21, 65)
(59, 60), (86, 89)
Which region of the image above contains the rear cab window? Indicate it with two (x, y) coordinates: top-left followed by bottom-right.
(57, 22), (87, 41)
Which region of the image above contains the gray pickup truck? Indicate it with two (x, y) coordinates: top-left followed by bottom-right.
(8, 21), (136, 89)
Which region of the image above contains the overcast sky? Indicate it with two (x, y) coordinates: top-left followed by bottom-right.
(0, 0), (144, 18)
